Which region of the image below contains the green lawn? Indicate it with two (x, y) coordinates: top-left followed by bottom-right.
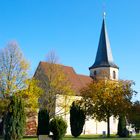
(0, 138), (139, 140)
(22, 137), (140, 140)
(23, 135), (140, 140)
(22, 138), (140, 140)
(1, 135), (140, 140)
(63, 135), (140, 140)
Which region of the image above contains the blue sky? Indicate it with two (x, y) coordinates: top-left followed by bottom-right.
(0, 0), (140, 99)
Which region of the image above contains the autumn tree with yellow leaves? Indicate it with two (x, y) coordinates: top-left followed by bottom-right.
(0, 42), (29, 97)
(0, 42), (42, 116)
(34, 51), (75, 118)
(20, 79), (43, 113)
(80, 80), (135, 137)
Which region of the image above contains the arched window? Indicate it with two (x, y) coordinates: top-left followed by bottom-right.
(94, 71), (97, 76)
(113, 71), (116, 79)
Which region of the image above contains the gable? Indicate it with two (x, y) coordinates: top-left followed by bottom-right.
(34, 61), (93, 95)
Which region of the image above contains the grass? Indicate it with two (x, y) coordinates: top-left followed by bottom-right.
(21, 135), (140, 140)
(0, 135), (140, 140)
(63, 135), (140, 140)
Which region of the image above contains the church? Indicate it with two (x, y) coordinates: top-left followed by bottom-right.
(34, 16), (119, 135)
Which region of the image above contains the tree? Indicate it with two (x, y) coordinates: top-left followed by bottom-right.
(35, 51), (74, 118)
(21, 79), (43, 136)
(4, 95), (26, 140)
(50, 116), (67, 140)
(127, 101), (140, 133)
(20, 78), (43, 113)
(37, 109), (50, 135)
(0, 98), (10, 117)
(70, 101), (85, 137)
(0, 42), (43, 136)
(0, 42), (43, 114)
(0, 41), (29, 97)
(0, 98), (10, 135)
(80, 80), (134, 137)
(117, 115), (129, 137)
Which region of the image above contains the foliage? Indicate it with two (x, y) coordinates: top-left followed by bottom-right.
(0, 42), (43, 116)
(0, 118), (3, 135)
(35, 51), (74, 118)
(37, 109), (50, 135)
(0, 98), (10, 135)
(117, 115), (126, 136)
(70, 101), (85, 137)
(4, 95), (26, 140)
(0, 43), (42, 137)
(127, 101), (140, 132)
(20, 78), (43, 113)
(117, 115), (129, 137)
(80, 80), (134, 137)
(50, 116), (67, 140)
(0, 98), (10, 117)
(0, 41), (29, 97)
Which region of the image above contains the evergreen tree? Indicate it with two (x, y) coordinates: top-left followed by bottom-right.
(50, 117), (67, 140)
(117, 115), (129, 137)
(70, 101), (85, 137)
(4, 95), (26, 140)
(37, 109), (50, 135)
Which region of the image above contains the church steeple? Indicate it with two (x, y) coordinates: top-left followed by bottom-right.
(89, 17), (119, 80)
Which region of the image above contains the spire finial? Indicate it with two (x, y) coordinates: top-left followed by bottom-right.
(103, 12), (106, 19)
(102, 0), (106, 19)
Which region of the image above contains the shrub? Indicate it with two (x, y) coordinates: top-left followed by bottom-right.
(0, 118), (3, 135)
(70, 101), (85, 137)
(117, 115), (129, 137)
(121, 128), (129, 137)
(4, 95), (26, 140)
(50, 117), (67, 140)
(37, 109), (50, 135)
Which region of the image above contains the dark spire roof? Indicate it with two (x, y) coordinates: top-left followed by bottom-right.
(89, 18), (119, 70)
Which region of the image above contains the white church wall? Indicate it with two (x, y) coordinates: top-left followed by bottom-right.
(55, 94), (118, 135)
(82, 116), (118, 135)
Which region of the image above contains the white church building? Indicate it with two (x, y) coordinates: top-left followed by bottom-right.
(34, 17), (119, 135)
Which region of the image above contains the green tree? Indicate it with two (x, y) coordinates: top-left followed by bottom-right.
(50, 117), (67, 140)
(4, 95), (26, 140)
(0, 98), (10, 135)
(37, 109), (50, 135)
(0, 98), (10, 117)
(127, 101), (140, 133)
(70, 101), (85, 137)
(80, 80), (134, 137)
(117, 115), (129, 137)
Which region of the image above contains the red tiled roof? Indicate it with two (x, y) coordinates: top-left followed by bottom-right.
(78, 74), (93, 88)
(38, 62), (93, 95)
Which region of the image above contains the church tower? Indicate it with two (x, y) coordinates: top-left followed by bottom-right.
(89, 16), (119, 80)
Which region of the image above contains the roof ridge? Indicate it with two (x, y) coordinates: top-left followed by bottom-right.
(77, 74), (90, 77)
(40, 61), (74, 69)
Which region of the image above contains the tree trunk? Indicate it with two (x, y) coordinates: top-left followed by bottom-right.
(107, 115), (110, 137)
